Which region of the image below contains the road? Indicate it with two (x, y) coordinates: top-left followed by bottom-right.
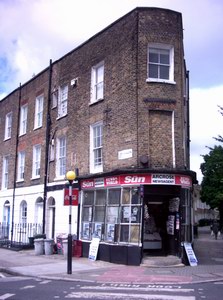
(1, 275), (223, 300)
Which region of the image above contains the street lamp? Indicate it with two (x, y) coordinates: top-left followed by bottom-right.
(66, 170), (77, 274)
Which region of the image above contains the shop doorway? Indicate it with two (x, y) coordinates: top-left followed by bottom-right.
(143, 199), (169, 255)
(142, 185), (181, 256)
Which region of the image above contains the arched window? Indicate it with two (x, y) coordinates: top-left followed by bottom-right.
(20, 200), (27, 225)
(3, 200), (10, 237)
(35, 197), (43, 224)
(47, 197), (56, 238)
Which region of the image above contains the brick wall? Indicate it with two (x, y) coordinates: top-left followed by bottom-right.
(0, 7), (189, 188)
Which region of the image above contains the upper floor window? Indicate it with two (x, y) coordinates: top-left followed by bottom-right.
(32, 145), (41, 178)
(56, 137), (66, 178)
(1, 156), (9, 189)
(52, 89), (58, 109)
(19, 104), (28, 136)
(91, 61), (104, 103)
(17, 151), (25, 181)
(58, 85), (68, 118)
(90, 122), (103, 173)
(34, 95), (44, 129)
(147, 44), (175, 84)
(4, 112), (12, 140)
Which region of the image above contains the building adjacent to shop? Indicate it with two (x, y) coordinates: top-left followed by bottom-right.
(0, 7), (197, 265)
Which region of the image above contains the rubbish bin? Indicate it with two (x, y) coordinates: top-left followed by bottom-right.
(63, 239), (68, 257)
(34, 238), (44, 255)
(56, 234), (68, 254)
(72, 240), (82, 257)
(44, 239), (54, 255)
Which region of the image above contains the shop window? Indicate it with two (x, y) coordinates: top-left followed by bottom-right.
(83, 190), (94, 205)
(81, 187), (142, 245)
(82, 191), (94, 240)
(95, 189), (106, 205)
(92, 190), (106, 239)
(108, 188), (121, 205)
(120, 187), (141, 244)
(105, 188), (121, 242)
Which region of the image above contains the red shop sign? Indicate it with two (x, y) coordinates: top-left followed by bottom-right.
(64, 188), (79, 206)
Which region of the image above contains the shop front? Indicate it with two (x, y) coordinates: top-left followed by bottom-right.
(79, 172), (194, 265)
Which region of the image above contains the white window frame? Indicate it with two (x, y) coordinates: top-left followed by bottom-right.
(4, 112), (12, 140)
(2, 156), (9, 190)
(90, 61), (104, 103)
(52, 89), (58, 109)
(56, 137), (66, 178)
(58, 85), (68, 118)
(17, 151), (25, 181)
(20, 200), (27, 225)
(34, 95), (44, 129)
(90, 122), (103, 173)
(32, 145), (41, 179)
(19, 104), (28, 136)
(147, 44), (175, 84)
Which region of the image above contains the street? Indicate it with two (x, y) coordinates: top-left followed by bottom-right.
(1, 276), (223, 300)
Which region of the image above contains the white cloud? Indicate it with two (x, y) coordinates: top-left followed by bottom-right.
(190, 86), (223, 183)
(0, 0), (223, 183)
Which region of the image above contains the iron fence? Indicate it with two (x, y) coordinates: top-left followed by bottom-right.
(0, 223), (43, 249)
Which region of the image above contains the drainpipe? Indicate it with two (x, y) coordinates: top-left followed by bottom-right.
(186, 70), (190, 169)
(11, 83), (22, 244)
(136, 10), (139, 167)
(42, 59), (52, 235)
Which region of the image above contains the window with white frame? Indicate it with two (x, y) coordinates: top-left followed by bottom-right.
(32, 145), (41, 178)
(56, 137), (66, 177)
(90, 122), (103, 173)
(17, 151), (25, 181)
(49, 142), (55, 161)
(58, 85), (68, 118)
(147, 44), (174, 83)
(2, 156), (9, 189)
(52, 89), (58, 109)
(34, 95), (44, 129)
(19, 104), (28, 135)
(20, 200), (27, 225)
(91, 61), (104, 103)
(4, 112), (12, 140)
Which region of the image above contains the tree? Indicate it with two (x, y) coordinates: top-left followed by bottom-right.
(213, 106), (223, 143)
(200, 145), (223, 229)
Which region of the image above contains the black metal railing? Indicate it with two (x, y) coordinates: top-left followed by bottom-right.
(0, 223), (43, 249)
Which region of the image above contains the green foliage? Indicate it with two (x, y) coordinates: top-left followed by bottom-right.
(200, 145), (223, 209)
(214, 107), (223, 143)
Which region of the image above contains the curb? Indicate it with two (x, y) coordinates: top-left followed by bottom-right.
(2, 266), (223, 285)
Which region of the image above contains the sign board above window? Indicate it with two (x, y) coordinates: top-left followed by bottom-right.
(118, 149), (133, 160)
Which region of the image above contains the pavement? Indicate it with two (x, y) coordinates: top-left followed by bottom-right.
(0, 226), (223, 285)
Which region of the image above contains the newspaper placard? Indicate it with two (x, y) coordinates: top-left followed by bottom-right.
(184, 242), (198, 266)
(88, 238), (100, 261)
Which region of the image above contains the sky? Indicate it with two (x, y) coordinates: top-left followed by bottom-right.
(0, 0), (223, 183)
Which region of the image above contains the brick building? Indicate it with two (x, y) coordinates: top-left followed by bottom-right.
(0, 7), (196, 265)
